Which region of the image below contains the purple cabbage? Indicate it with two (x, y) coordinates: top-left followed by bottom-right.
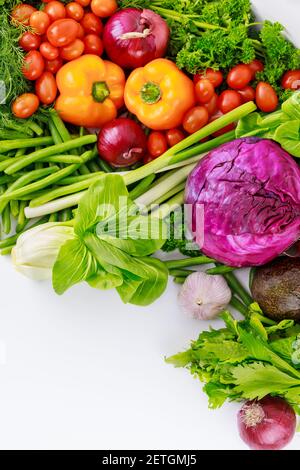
(185, 138), (300, 267)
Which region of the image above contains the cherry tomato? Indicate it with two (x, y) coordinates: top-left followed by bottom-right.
(281, 70), (300, 90)
(60, 38), (84, 61)
(91, 0), (117, 18)
(237, 85), (256, 103)
(76, 0), (91, 6)
(22, 51), (45, 81)
(77, 24), (85, 39)
(11, 4), (36, 26)
(29, 11), (50, 35)
(248, 59), (264, 78)
(256, 82), (278, 113)
(35, 71), (57, 105)
(166, 128), (185, 147)
(183, 106), (209, 134)
(195, 78), (215, 104)
(45, 57), (64, 74)
(66, 2), (84, 21)
(218, 90), (242, 114)
(143, 154), (154, 164)
(47, 19), (79, 47)
(227, 64), (252, 90)
(19, 32), (41, 52)
(80, 12), (103, 35)
(83, 34), (103, 55)
(203, 93), (218, 115)
(210, 111), (236, 137)
(12, 93), (39, 119)
(147, 132), (168, 158)
(44, 1), (66, 21)
(194, 69), (223, 88)
(40, 42), (59, 60)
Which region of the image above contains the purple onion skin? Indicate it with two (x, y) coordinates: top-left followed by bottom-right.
(103, 8), (169, 69)
(185, 138), (300, 267)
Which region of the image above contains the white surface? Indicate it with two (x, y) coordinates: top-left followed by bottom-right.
(0, 0), (300, 451)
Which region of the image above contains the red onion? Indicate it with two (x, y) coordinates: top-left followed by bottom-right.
(238, 397), (296, 450)
(97, 117), (147, 168)
(103, 8), (169, 69)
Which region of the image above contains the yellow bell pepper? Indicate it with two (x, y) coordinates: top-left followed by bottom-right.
(55, 55), (125, 128)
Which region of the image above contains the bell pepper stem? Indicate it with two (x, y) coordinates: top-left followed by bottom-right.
(92, 82), (110, 103)
(140, 82), (162, 104)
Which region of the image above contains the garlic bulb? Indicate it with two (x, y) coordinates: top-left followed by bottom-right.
(178, 272), (231, 320)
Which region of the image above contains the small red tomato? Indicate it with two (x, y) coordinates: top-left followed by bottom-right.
(40, 42), (59, 60)
(218, 90), (242, 114)
(281, 70), (300, 90)
(147, 132), (168, 158)
(76, 0), (91, 5)
(11, 4), (36, 26)
(195, 78), (215, 104)
(256, 82), (278, 112)
(29, 11), (50, 35)
(194, 69), (223, 88)
(80, 12), (103, 35)
(143, 154), (154, 164)
(45, 57), (64, 74)
(248, 59), (264, 78)
(83, 34), (103, 55)
(183, 106), (209, 134)
(77, 24), (85, 39)
(60, 38), (84, 61)
(22, 50), (45, 81)
(44, 1), (66, 21)
(227, 64), (253, 90)
(237, 85), (256, 103)
(19, 32), (41, 51)
(166, 128), (185, 147)
(12, 93), (39, 119)
(35, 71), (57, 105)
(66, 2), (84, 21)
(47, 19), (79, 47)
(203, 93), (218, 115)
(91, 0), (117, 18)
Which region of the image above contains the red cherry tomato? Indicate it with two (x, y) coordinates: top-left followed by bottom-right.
(35, 71), (57, 105)
(203, 93), (218, 115)
(19, 32), (41, 51)
(147, 132), (168, 158)
(256, 82), (278, 113)
(44, 1), (66, 21)
(80, 12), (103, 35)
(281, 70), (300, 90)
(195, 78), (215, 104)
(183, 106), (209, 134)
(77, 24), (85, 39)
(210, 111), (236, 137)
(66, 2), (84, 21)
(194, 69), (223, 88)
(60, 38), (84, 61)
(227, 64), (253, 90)
(248, 59), (264, 78)
(83, 34), (103, 55)
(218, 90), (242, 114)
(91, 0), (117, 18)
(45, 57), (64, 74)
(143, 154), (154, 164)
(76, 0), (91, 6)
(22, 51), (45, 81)
(166, 128), (185, 147)
(47, 19), (79, 47)
(11, 4), (36, 26)
(40, 42), (59, 60)
(237, 85), (256, 103)
(29, 11), (50, 35)
(12, 93), (39, 119)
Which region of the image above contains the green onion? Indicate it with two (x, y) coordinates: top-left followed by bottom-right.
(0, 136), (53, 154)
(206, 265), (236, 275)
(224, 271), (253, 306)
(165, 255), (215, 270)
(128, 174), (156, 200)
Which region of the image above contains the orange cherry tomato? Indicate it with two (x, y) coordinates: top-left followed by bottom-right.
(194, 69), (223, 88)
(66, 2), (84, 21)
(40, 42), (59, 60)
(248, 59), (264, 78)
(19, 32), (41, 51)
(227, 64), (252, 90)
(11, 4), (36, 26)
(47, 19), (79, 47)
(203, 93), (218, 115)
(83, 34), (103, 55)
(281, 70), (300, 90)
(255, 82), (278, 113)
(22, 50), (45, 81)
(44, 1), (66, 21)
(12, 93), (39, 119)
(35, 71), (57, 105)
(166, 128), (185, 147)
(183, 106), (209, 134)
(75, 0), (91, 6)
(45, 57), (64, 74)
(218, 90), (242, 114)
(60, 38), (84, 61)
(91, 0), (117, 18)
(29, 11), (50, 35)
(237, 85), (256, 103)
(195, 78), (215, 104)
(147, 132), (168, 158)
(80, 12), (103, 35)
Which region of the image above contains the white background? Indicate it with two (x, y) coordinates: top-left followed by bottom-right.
(0, 0), (300, 451)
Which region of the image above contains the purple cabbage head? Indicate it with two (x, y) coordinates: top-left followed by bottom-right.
(185, 138), (300, 267)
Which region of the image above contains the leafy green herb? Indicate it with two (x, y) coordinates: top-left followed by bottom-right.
(161, 210), (202, 257)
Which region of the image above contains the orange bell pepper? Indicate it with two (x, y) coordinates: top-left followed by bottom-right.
(124, 58), (196, 130)
(55, 55), (125, 128)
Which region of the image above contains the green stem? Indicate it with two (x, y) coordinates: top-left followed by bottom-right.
(28, 121), (43, 136)
(16, 201), (28, 233)
(224, 272), (252, 306)
(230, 296), (249, 317)
(169, 268), (195, 277)
(2, 204), (11, 234)
(128, 174), (156, 200)
(165, 256), (215, 270)
(148, 181), (186, 208)
(0, 216), (49, 249)
(206, 265), (236, 275)
(0, 136), (53, 154)
(173, 277), (186, 284)
(151, 191), (184, 220)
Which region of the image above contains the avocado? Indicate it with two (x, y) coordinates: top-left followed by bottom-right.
(251, 257), (300, 321)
